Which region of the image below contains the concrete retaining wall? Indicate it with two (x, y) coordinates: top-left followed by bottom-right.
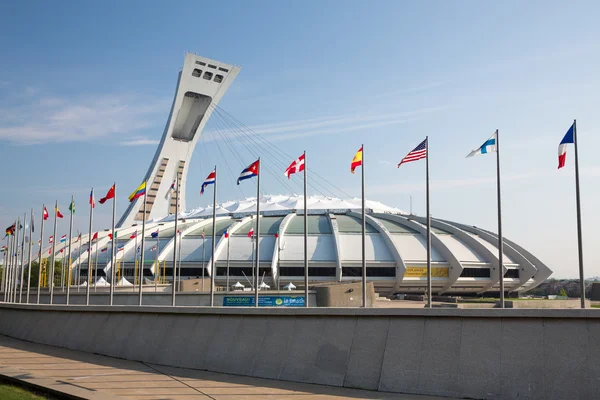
(14, 291), (317, 307)
(0, 304), (598, 400)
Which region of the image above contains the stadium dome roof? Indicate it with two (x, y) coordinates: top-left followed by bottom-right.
(44, 195), (552, 296)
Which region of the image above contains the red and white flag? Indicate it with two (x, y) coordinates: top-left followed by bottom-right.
(48, 235), (54, 244)
(43, 206), (49, 221)
(398, 138), (428, 167)
(92, 232), (98, 241)
(248, 227), (254, 238)
(284, 153), (305, 179)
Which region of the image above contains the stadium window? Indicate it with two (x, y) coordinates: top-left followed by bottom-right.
(460, 268), (491, 278)
(214, 74), (223, 83)
(504, 269), (520, 278)
(192, 69), (202, 77)
(203, 71), (213, 80)
(218, 67), (229, 72)
(208, 64), (217, 69)
(195, 61), (206, 66)
(342, 267), (361, 277)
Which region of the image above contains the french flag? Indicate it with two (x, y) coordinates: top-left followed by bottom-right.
(223, 229), (229, 238)
(89, 189), (95, 209)
(558, 122), (575, 169)
(200, 170), (216, 195)
(237, 160), (259, 185)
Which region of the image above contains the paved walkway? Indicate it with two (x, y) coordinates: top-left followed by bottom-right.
(0, 335), (459, 400)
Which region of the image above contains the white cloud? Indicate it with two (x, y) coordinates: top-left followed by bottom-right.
(120, 138), (160, 146)
(0, 92), (168, 145)
(368, 172), (543, 195)
(207, 105), (446, 143)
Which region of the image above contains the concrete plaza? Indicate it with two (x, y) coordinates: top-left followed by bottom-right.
(0, 334), (456, 400)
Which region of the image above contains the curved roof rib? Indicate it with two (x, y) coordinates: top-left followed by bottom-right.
(373, 213), (464, 294)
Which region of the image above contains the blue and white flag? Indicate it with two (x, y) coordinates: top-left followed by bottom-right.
(467, 131), (497, 157)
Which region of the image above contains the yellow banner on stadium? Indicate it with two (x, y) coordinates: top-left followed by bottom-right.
(405, 267), (449, 278)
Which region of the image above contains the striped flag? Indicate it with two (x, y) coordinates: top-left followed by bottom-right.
(201, 170), (216, 195)
(558, 122), (575, 169)
(237, 160), (259, 184)
(398, 138), (427, 167)
(350, 146), (363, 174)
(60, 235), (67, 243)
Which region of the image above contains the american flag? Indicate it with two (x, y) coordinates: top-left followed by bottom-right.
(398, 138), (427, 167)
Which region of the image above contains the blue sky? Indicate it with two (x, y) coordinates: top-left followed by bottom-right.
(1, 0), (599, 278)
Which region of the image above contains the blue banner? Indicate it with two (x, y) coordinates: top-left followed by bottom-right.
(223, 295), (305, 307)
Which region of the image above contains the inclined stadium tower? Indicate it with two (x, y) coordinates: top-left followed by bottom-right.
(40, 53), (552, 296)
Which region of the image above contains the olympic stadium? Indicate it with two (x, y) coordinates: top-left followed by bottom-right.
(36, 53), (552, 296)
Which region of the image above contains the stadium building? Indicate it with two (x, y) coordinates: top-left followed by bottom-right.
(39, 53), (552, 296)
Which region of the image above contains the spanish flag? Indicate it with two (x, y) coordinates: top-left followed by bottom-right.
(350, 146), (363, 174)
(128, 181), (147, 203)
(55, 205), (64, 219)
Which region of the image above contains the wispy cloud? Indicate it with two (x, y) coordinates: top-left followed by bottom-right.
(378, 160), (394, 166)
(207, 105), (447, 143)
(368, 172), (542, 195)
(120, 138), (160, 146)
(0, 91), (168, 145)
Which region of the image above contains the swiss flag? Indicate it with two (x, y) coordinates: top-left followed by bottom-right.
(92, 232), (98, 241)
(284, 153), (305, 179)
(248, 227), (254, 238)
(43, 206), (49, 221)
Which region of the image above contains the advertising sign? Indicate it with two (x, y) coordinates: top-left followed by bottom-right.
(223, 296), (306, 307)
(404, 267), (449, 278)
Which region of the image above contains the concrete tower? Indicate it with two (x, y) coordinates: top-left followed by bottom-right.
(118, 53), (240, 227)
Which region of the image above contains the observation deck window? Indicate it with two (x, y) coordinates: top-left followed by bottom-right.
(192, 69), (202, 77)
(203, 71), (213, 80)
(214, 74), (223, 83)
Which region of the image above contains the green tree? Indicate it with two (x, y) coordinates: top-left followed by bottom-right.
(22, 259), (62, 288)
(558, 288), (568, 297)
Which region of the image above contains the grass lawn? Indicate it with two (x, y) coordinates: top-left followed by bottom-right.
(0, 384), (52, 400)
(592, 305), (600, 308)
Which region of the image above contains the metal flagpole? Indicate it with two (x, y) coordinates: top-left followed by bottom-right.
(202, 234), (205, 291)
(4, 235), (11, 301)
(155, 228), (159, 292)
(255, 158), (261, 308)
(7, 232), (13, 302)
(572, 120), (585, 308)
(172, 173), (179, 306)
(49, 201), (58, 304)
(134, 231), (138, 292)
(495, 130), (504, 308)
(139, 184), (147, 305)
(110, 183), (116, 306)
(226, 232), (230, 291)
(361, 145), (367, 308)
(66, 195), (74, 305)
(94, 241), (99, 292)
(10, 230), (17, 302)
(304, 150), (309, 307)
(37, 205), (45, 304)
(26, 209), (34, 303)
(210, 165), (217, 307)
(86, 188), (93, 306)
(14, 216), (22, 302)
(19, 212), (26, 302)
(77, 234), (81, 291)
(426, 136), (432, 308)
(178, 232), (182, 291)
